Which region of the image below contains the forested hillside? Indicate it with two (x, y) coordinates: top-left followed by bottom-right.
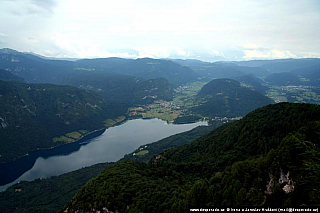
(0, 163), (111, 213)
(192, 79), (274, 117)
(63, 103), (320, 212)
(63, 71), (173, 104)
(0, 69), (25, 83)
(0, 50), (181, 104)
(231, 74), (269, 93)
(0, 81), (127, 163)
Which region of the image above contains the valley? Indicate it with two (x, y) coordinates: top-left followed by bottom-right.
(0, 49), (319, 212)
(128, 79), (320, 125)
(1, 0), (319, 211)
(128, 81), (207, 123)
(266, 85), (320, 103)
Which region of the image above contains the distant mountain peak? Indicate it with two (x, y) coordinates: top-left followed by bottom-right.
(0, 48), (21, 55)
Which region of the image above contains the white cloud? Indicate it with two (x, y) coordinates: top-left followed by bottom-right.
(0, 33), (9, 37)
(0, 0), (319, 61)
(209, 49), (225, 57)
(242, 49), (298, 60)
(136, 46), (188, 59)
(1, 0), (57, 16)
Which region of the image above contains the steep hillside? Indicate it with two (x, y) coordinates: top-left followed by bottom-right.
(109, 58), (198, 86)
(193, 64), (245, 79)
(0, 69), (25, 82)
(0, 163), (110, 213)
(291, 65), (320, 86)
(64, 71), (173, 104)
(165, 103), (320, 168)
(62, 103), (320, 212)
(265, 73), (303, 86)
(74, 57), (198, 86)
(0, 53), (70, 84)
(121, 125), (214, 162)
(132, 78), (173, 104)
(227, 65), (270, 78)
(0, 81), (127, 163)
(192, 79), (274, 117)
(232, 74), (269, 93)
(260, 58), (320, 73)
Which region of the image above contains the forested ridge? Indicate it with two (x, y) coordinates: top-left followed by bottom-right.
(0, 80), (127, 163)
(192, 78), (274, 117)
(62, 103), (320, 212)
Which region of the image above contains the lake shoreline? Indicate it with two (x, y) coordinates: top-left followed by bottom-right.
(0, 117), (206, 192)
(0, 115), (131, 166)
(0, 116), (131, 190)
(0, 128), (107, 189)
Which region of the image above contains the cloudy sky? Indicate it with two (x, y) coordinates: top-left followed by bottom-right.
(0, 0), (319, 61)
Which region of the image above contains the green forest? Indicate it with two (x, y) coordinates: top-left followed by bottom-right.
(61, 103), (320, 212)
(0, 80), (127, 163)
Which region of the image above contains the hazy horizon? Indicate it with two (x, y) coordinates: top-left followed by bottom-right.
(1, 0), (319, 62)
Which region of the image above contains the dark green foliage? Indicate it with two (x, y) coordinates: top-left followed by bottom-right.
(205, 122), (320, 207)
(64, 71), (140, 104)
(62, 103), (320, 212)
(165, 103), (320, 170)
(0, 69), (25, 82)
(111, 58), (198, 87)
(228, 65), (270, 78)
(73, 57), (198, 87)
(194, 64), (245, 79)
(260, 58), (320, 73)
(64, 161), (202, 213)
(265, 73), (302, 86)
(121, 126), (215, 162)
(0, 163), (110, 213)
(133, 78), (173, 104)
(0, 81), (127, 163)
(173, 115), (203, 124)
(64, 71), (173, 104)
(291, 65), (320, 86)
(192, 78), (274, 117)
(232, 74), (269, 93)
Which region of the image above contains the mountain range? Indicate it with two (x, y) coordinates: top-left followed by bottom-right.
(0, 48), (319, 212)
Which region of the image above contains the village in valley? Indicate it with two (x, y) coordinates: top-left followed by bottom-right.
(128, 82), (243, 125)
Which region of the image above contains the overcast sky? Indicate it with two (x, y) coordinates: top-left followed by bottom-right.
(0, 0), (319, 61)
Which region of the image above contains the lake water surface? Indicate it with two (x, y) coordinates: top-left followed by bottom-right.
(0, 118), (207, 191)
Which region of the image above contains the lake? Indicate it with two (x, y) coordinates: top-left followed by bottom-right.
(0, 118), (207, 191)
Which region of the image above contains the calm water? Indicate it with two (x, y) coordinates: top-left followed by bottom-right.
(0, 118), (207, 191)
